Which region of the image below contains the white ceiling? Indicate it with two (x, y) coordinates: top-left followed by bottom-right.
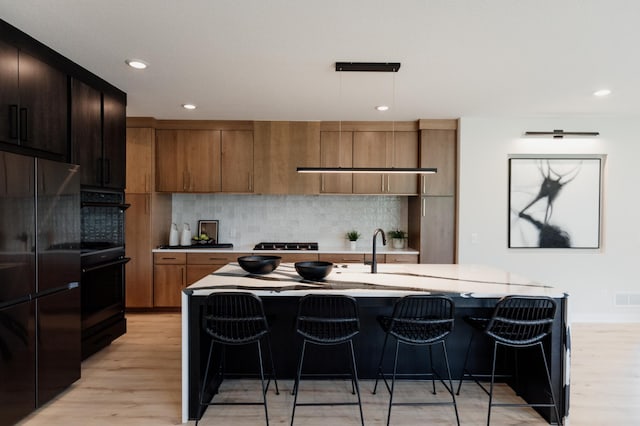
(1, 0), (639, 121)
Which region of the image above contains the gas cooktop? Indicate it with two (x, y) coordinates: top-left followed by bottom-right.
(253, 242), (318, 251)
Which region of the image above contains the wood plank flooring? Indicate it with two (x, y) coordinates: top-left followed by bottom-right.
(16, 314), (640, 425)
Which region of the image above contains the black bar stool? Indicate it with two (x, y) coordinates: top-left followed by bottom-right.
(197, 292), (279, 426)
(372, 294), (459, 426)
(456, 295), (562, 425)
(290, 294), (364, 426)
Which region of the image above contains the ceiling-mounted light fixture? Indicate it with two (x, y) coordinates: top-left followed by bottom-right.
(335, 62), (401, 72)
(295, 61), (437, 175)
(524, 129), (600, 139)
(297, 167), (436, 174)
(125, 59), (148, 69)
(375, 105), (389, 111)
(182, 103), (197, 110)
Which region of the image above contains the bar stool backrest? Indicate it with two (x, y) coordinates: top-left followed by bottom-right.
(485, 295), (557, 347)
(386, 295), (455, 344)
(295, 294), (359, 344)
(202, 292), (269, 345)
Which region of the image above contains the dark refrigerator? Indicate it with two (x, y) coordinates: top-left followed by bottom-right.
(0, 151), (81, 425)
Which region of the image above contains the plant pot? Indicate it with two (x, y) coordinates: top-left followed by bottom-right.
(392, 238), (405, 249)
(349, 241), (357, 250)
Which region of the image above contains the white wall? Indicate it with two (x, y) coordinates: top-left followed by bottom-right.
(458, 117), (640, 322)
(172, 194), (407, 249)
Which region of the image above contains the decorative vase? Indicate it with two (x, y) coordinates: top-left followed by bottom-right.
(392, 238), (405, 249)
(349, 241), (357, 250)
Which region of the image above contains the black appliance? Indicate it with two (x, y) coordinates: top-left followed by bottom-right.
(80, 190), (129, 359)
(253, 242), (319, 250)
(0, 152), (81, 426)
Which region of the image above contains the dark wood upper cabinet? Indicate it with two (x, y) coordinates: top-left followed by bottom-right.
(71, 79), (126, 189)
(0, 39), (67, 158)
(102, 91), (126, 189)
(71, 79), (101, 185)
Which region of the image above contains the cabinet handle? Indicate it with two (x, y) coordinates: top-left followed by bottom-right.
(321, 175), (325, 192)
(9, 105), (18, 139)
(387, 174), (390, 192)
(208, 257), (227, 261)
(381, 175), (385, 192)
(162, 257), (177, 260)
(422, 198), (426, 217)
(248, 173), (252, 191)
(19, 108), (28, 142)
(182, 171), (188, 191)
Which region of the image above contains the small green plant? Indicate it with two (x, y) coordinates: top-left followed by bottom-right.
(388, 229), (407, 239)
(346, 230), (361, 241)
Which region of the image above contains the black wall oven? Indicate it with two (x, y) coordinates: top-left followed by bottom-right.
(80, 190), (130, 359)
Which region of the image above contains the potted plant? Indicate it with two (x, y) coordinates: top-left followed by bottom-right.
(346, 230), (361, 250)
(388, 229), (407, 249)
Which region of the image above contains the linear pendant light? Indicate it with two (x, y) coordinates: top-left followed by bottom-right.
(296, 61), (437, 175)
(297, 167), (437, 174)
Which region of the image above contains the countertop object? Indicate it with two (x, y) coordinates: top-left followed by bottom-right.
(294, 261), (333, 281)
(237, 255), (281, 274)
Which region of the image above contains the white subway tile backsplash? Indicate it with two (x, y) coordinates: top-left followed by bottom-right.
(171, 194), (407, 247)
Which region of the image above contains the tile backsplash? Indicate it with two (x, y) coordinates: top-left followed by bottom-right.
(171, 194), (407, 248)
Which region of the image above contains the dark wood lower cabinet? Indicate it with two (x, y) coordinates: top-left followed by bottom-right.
(408, 195), (456, 263)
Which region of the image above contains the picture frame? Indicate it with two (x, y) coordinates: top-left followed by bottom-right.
(197, 220), (219, 243)
(508, 156), (602, 249)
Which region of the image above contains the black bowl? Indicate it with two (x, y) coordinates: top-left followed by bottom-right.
(237, 255), (281, 274)
(295, 261), (334, 281)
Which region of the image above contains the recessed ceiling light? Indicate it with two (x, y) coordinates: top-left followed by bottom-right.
(593, 89), (611, 97)
(375, 105), (390, 111)
(182, 104), (197, 110)
(125, 59), (148, 70)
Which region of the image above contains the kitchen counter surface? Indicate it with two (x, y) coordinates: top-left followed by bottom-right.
(153, 246), (419, 255)
(186, 262), (564, 298)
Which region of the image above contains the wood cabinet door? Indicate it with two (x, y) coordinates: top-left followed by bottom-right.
(419, 196), (455, 264)
(221, 130), (253, 193)
(182, 130), (221, 192)
(253, 121), (320, 194)
(353, 131), (390, 194)
(71, 78), (102, 186)
(125, 194), (153, 308)
(156, 129), (221, 192)
(420, 129), (456, 196)
(126, 127), (153, 193)
(153, 264), (185, 307)
(17, 50), (67, 158)
(388, 131), (419, 195)
(0, 40), (19, 145)
(155, 130), (183, 192)
(320, 131), (353, 193)
(102, 91), (127, 189)
(186, 265), (219, 285)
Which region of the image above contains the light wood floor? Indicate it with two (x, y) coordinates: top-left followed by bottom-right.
(17, 314), (640, 425)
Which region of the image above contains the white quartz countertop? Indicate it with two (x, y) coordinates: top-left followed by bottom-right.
(153, 246), (419, 255)
(185, 262), (565, 298)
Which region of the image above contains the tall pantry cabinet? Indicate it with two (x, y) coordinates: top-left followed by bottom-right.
(125, 119), (171, 308)
(408, 119), (458, 263)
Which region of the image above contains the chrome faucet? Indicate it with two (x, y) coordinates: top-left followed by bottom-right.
(371, 228), (386, 273)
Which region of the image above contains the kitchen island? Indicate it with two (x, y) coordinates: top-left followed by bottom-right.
(181, 263), (569, 424)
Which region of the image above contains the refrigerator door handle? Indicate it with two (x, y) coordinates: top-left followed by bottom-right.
(82, 257), (130, 273)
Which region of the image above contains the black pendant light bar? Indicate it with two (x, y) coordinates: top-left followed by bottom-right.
(335, 62), (401, 72)
(297, 167), (436, 174)
(524, 129), (600, 138)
